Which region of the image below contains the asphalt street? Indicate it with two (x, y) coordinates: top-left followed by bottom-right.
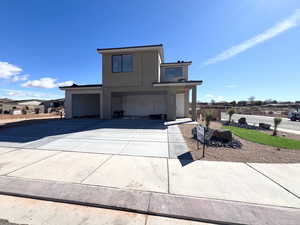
(222, 113), (300, 132)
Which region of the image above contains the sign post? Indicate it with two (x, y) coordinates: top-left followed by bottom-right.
(196, 126), (206, 158)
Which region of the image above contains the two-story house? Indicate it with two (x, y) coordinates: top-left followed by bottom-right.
(60, 44), (202, 121)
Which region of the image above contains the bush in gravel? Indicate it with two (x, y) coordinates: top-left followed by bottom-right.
(227, 108), (235, 123)
(273, 117), (282, 136)
(203, 110), (213, 129)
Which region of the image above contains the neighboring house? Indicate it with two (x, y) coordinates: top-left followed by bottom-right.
(0, 99), (45, 114)
(60, 44), (202, 121)
(42, 98), (64, 113)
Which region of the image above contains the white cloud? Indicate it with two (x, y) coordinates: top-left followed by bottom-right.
(204, 94), (225, 101)
(225, 84), (237, 88)
(58, 80), (74, 87)
(0, 62), (30, 82)
(1, 89), (63, 100)
(204, 94), (214, 98)
(22, 77), (73, 89)
(11, 74), (29, 82)
(202, 8), (300, 66)
(0, 62), (22, 79)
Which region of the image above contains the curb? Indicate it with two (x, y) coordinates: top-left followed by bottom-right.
(0, 176), (299, 225)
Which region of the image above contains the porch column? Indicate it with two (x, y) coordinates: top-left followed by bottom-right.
(184, 88), (189, 117)
(167, 89), (176, 121)
(102, 88), (112, 119)
(191, 86), (197, 121)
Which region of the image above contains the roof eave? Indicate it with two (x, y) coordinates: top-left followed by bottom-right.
(153, 80), (203, 87)
(59, 84), (103, 90)
(97, 44), (164, 61)
(97, 44), (163, 52)
(160, 61), (192, 66)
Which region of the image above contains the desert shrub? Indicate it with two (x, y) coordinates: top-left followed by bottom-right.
(273, 117), (282, 136)
(203, 110), (213, 129)
(227, 108), (235, 123)
(200, 109), (220, 121)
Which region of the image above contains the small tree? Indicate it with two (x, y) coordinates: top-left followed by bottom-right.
(203, 110), (213, 129)
(273, 117), (282, 136)
(227, 108), (235, 123)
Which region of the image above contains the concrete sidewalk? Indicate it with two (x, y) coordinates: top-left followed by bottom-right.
(0, 147), (299, 224)
(0, 195), (213, 225)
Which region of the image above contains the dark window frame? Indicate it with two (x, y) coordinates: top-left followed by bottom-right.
(164, 67), (183, 77)
(111, 54), (133, 73)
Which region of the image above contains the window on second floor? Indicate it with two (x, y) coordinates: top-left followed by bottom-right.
(112, 54), (133, 73)
(163, 67), (183, 81)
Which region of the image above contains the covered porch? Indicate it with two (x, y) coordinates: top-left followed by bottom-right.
(153, 81), (202, 121)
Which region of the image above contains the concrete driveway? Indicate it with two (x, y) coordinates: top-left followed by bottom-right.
(0, 119), (188, 158)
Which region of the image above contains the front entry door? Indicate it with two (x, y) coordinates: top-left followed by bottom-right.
(176, 93), (185, 118)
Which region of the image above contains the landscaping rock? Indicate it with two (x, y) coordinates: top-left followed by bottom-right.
(259, 123), (271, 130)
(192, 126), (241, 149)
(192, 127), (197, 138)
(211, 129), (233, 143)
(238, 117), (247, 125)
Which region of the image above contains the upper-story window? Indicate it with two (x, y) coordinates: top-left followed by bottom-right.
(163, 67), (183, 81)
(112, 54), (133, 73)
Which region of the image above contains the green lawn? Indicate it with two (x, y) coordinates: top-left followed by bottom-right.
(223, 126), (300, 150)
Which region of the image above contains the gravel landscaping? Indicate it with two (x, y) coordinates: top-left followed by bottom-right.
(179, 121), (300, 163)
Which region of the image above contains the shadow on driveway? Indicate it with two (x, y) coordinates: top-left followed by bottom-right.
(0, 118), (167, 144)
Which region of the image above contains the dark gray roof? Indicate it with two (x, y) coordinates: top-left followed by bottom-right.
(153, 80), (203, 84)
(161, 61), (192, 65)
(97, 44), (163, 52)
(59, 84), (103, 89)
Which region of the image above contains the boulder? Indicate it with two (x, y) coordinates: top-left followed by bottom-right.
(238, 117), (247, 125)
(211, 129), (233, 143)
(259, 123), (271, 130)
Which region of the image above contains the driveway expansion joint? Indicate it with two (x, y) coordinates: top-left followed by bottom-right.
(3, 150), (63, 176)
(0, 147), (19, 155)
(166, 159), (170, 194)
(79, 154), (114, 184)
(246, 163), (300, 200)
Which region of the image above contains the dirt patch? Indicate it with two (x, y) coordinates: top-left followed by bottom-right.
(179, 123), (300, 163)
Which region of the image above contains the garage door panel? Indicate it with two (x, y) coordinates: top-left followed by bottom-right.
(72, 94), (100, 118)
(123, 95), (167, 116)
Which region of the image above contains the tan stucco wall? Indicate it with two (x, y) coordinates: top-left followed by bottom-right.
(102, 50), (160, 89)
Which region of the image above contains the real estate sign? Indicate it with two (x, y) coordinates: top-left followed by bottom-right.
(196, 126), (205, 143)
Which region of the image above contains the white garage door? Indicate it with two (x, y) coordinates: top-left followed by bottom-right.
(72, 94), (100, 118)
(123, 94), (167, 116)
(176, 93), (185, 118)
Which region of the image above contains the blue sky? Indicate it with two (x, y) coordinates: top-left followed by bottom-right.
(1, 0), (300, 102)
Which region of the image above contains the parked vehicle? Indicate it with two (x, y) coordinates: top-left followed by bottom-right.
(288, 110), (300, 121)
